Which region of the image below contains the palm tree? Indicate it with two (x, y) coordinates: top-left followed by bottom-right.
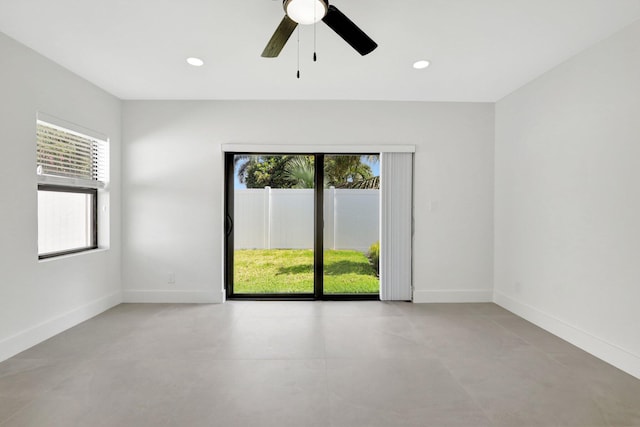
(344, 175), (380, 189)
(283, 156), (315, 188)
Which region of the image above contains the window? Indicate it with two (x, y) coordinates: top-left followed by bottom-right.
(38, 186), (97, 258)
(36, 119), (108, 259)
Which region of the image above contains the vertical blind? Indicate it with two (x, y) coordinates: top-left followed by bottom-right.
(36, 121), (108, 188)
(380, 152), (413, 301)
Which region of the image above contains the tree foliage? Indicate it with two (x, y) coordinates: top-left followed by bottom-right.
(324, 156), (374, 188)
(238, 155), (303, 188)
(236, 155), (379, 189)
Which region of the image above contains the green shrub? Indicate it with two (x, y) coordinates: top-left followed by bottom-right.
(367, 241), (380, 276)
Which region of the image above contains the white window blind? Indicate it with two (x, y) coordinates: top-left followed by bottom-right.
(36, 121), (108, 188)
(380, 152), (413, 301)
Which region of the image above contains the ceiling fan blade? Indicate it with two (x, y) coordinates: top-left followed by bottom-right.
(261, 15), (298, 58)
(322, 5), (377, 56)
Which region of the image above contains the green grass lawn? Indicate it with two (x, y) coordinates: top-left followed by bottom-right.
(234, 249), (379, 294)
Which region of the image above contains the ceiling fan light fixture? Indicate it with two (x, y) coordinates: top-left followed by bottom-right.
(284, 0), (328, 25)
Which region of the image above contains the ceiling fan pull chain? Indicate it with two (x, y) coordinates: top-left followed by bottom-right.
(313, 25), (317, 62)
(313, 6), (317, 62)
(297, 26), (301, 78)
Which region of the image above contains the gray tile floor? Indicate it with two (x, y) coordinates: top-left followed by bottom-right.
(1, 302), (639, 426)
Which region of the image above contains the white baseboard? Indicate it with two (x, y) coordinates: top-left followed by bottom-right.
(123, 290), (222, 303)
(494, 291), (640, 380)
(413, 289), (493, 303)
(0, 291), (122, 363)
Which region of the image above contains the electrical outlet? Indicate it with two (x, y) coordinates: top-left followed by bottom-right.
(168, 272), (176, 284)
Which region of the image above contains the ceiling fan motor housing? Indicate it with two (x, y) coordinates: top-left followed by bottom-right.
(283, 0), (329, 25)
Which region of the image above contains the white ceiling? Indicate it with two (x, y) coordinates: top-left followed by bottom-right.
(1, 0), (639, 102)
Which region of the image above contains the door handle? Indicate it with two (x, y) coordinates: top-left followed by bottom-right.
(225, 215), (234, 237)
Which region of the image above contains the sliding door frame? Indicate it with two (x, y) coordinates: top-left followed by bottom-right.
(225, 152), (315, 300)
(314, 154), (324, 300)
(224, 152), (379, 301)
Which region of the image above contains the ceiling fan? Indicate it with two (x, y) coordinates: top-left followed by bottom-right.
(261, 0), (378, 58)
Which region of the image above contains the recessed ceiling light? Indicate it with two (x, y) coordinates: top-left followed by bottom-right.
(413, 60), (430, 70)
(186, 57), (204, 67)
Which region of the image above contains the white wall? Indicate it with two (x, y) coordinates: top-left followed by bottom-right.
(495, 21), (640, 378)
(122, 101), (494, 303)
(0, 33), (122, 362)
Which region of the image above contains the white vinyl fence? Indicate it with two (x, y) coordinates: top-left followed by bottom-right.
(234, 187), (379, 252)
(37, 190), (93, 254)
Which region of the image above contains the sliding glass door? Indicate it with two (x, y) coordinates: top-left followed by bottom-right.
(323, 155), (380, 295)
(227, 154), (315, 297)
(225, 153), (379, 300)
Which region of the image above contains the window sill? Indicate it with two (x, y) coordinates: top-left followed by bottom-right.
(38, 248), (109, 263)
